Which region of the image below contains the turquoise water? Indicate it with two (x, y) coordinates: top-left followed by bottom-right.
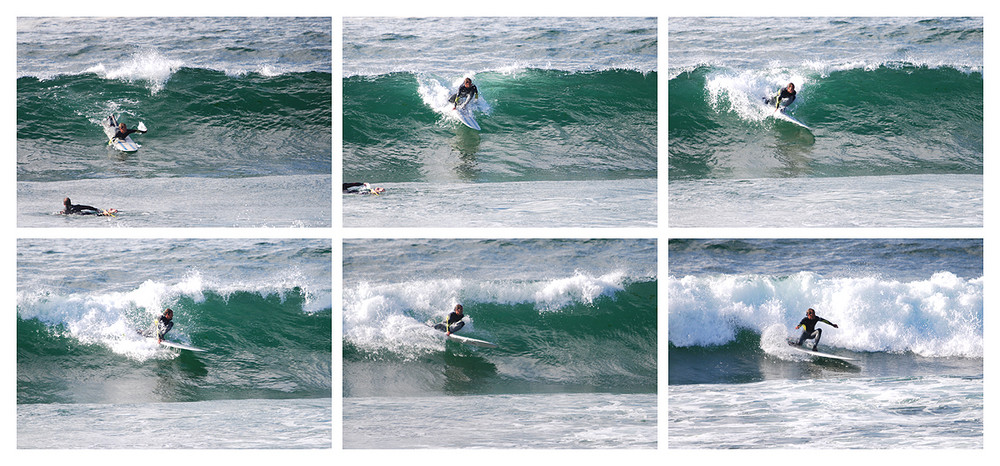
(344, 239), (657, 448)
(17, 17), (332, 227)
(668, 17), (982, 227)
(343, 17), (657, 227)
(17, 239), (332, 448)
(668, 239), (982, 448)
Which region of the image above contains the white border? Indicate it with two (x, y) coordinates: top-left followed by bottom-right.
(6, 2), (993, 465)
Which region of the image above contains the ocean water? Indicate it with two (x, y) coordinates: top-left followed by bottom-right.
(17, 17), (332, 227)
(17, 239), (332, 448)
(343, 179), (656, 228)
(668, 17), (982, 227)
(343, 17), (657, 227)
(343, 239), (657, 448)
(668, 239), (983, 448)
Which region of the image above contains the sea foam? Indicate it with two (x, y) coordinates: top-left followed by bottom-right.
(668, 271), (982, 357)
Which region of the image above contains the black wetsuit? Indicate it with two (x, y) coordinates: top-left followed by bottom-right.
(343, 182), (365, 192)
(450, 84), (479, 105)
(434, 311), (465, 333)
(61, 203), (101, 215)
(796, 315), (834, 349)
(772, 88), (796, 108)
(778, 88), (796, 105)
(113, 128), (141, 140)
(157, 315), (174, 340)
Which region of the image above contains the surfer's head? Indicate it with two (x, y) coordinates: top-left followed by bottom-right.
(454, 304), (464, 314)
(163, 308), (174, 319)
(805, 308), (815, 317)
(63, 197), (71, 207)
(119, 123), (127, 131)
(786, 83), (796, 92)
(463, 78), (472, 87)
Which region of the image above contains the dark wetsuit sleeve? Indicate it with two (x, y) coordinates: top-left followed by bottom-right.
(114, 128), (139, 139)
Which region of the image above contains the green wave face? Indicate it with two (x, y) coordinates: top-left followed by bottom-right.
(343, 69), (658, 183)
(344, 280), (657, 396)
(17, 68), (332, 181)
(669, 65), (983, 180)
(18, 289), (332, 404)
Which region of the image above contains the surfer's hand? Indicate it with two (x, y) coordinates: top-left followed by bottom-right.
(833, 324), (839, 328)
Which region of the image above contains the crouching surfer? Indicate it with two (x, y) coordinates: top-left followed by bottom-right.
(793, 307), (839, 351)
(434, 304), (466, 335)
(154, 308), (174, 343)
(449, 77), (479, 110)
(763, 82), (797, 111)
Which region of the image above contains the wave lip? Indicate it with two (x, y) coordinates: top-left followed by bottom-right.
(82, 49), (183, 93)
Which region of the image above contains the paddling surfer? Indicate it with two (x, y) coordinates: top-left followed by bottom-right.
(113, 122), (145, 141)
(794, 307), (838, 351)
(342, 182), (385, 195)
(60, 197), (101, 215)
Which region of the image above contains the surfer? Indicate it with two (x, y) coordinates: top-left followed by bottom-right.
(449, 77), (479, 110)
(155, 308), (174, 343)
(434, 304), (466, 335)
(765, 82), (797, 111)
(60, 197), (101, 215)
(343, 182), (385, 195)
(60, 197), (117, 216)
(794, 308), (839, 351)
(113, 121), (146, 141)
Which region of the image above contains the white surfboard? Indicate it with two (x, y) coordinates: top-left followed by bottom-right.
(158, 339), (207, 352)
(451, 96), (480, 130)
(446, 333), (498, 348)
(761, 96), (810, 130)
(787, 343), (854, 361)
(426, 322), (497, 348)
(771, 108), (810, 130)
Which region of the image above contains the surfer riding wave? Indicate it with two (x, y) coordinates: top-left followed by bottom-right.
(449, 78), (478, 110)
(433, 304), (466, 335)
(793, 307), (839, 351)
(763, 82), (797, 111)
